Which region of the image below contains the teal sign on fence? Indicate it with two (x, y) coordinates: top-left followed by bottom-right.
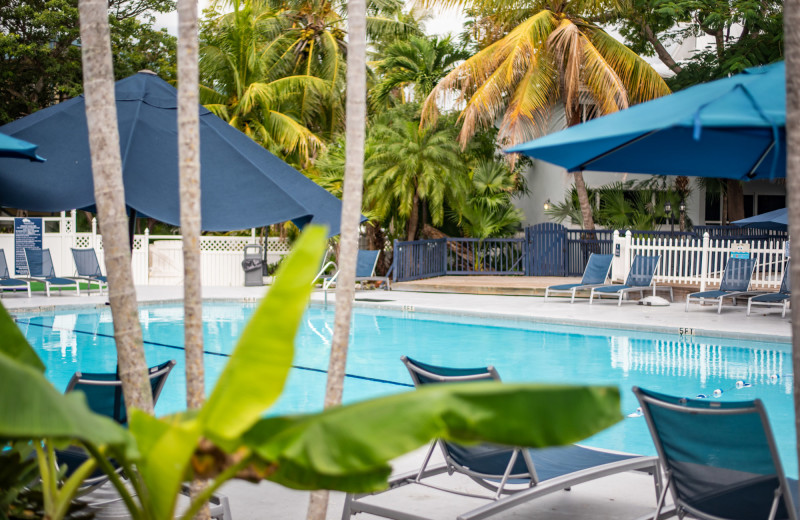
(14, 217), (42, 275)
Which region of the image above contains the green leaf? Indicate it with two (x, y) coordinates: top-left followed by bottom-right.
(0, 353), (132, 452)
(242, 383), (622, 492)
(0, 303), (45, 372)
(200, 225), (327, 444)
(128, 411), (202, 520)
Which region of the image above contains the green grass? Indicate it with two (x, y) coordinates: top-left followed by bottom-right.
(7, 281), (99, 295)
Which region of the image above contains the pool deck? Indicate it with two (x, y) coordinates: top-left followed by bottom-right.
(1, 283), (792, 519)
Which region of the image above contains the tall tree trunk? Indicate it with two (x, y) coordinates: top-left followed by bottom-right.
(573, 171), (595, 230)
(566, 110), (595, 230)
(726, 180), (745, 222)
(177, 0), (204, 422)
(407, 192), (420, 241)
(78, 0), (153, 413)
(783, 0), (800, 497)
(177, 0), (208, 516)
(306, 0), (366, 514)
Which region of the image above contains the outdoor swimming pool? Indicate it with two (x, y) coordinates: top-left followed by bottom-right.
(13, 302), (797, 477)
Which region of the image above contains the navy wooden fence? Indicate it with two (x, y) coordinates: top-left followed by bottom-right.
(393, 238), (447, 282)
(393, 237), (524, 281)
(563, 229), (615, 276)
(447, 238), (525, 275)
(391, 224), (790, 282)
(525, 223), (566, 276)
(692, 225), (788, 241)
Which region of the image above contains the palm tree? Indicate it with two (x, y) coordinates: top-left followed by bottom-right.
(421, 3), (671, 229)
(451, 160), (525, 238)
(365, 109), (468, 241)
(370, 34), (468, 109)
(177, 0), (208, 514)
(178, 0), (204, 415)
(77, 0), (153, 413)
(786, 0), (800, 482)
(200, 0), (327, 165)
(306, 0), (368, 512)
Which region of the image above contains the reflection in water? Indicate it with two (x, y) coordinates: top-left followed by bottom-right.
(611, 337), (790, 393)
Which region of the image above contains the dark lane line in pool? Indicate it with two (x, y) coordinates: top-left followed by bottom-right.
(16, 319), (414, 388)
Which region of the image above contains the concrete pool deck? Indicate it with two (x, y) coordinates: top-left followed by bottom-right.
(1, 284), (792, 519)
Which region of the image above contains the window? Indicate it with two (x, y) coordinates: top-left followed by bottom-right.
(705, 192), (721, 224)
(757, 195), (785, 214)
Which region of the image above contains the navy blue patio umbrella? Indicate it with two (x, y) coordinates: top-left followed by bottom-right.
(0, 133), (44, 162)
(0, 71), (343, 234)
(507, 62), (785, 180)
(732, 207), (788, 230)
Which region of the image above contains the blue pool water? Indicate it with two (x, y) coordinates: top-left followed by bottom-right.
(13, 302), (798, 477)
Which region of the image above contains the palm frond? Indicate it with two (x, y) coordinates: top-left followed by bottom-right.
(580, 30), (628, 114)
(547, 18), (583, 117)
(587, 27), (671, 103)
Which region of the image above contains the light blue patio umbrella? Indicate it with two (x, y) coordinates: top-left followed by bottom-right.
(506, 62), (785, 180)
(0, 133), (44, 162)
(732, 207), (788, 230)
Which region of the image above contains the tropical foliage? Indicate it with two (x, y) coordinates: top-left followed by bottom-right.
(421, 4), (671, 148)
(0, 0), (176, 123)
(617, 0), (783, 85)
(364, 105), (468, 241)
(546, 180), (693, 231)
(199, 0), (327, 165)
(450, 159), (526, 238)
(370, 34), (468, 110)
(418, 0), (670, 230)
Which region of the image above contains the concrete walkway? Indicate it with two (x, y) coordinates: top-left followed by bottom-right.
(1, 283), (791, 519)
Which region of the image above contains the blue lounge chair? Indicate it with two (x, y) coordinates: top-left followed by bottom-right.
(633, 386), (798, 520)
(58, 361), (233, 519)
(322, 249), (391, 291)
(544, 253), (613, 303)
(24, 248), (81, 296)
(748, 261), (791, 317)
(58, 360), (177, 490)
(0, 248), (31, 297)
(590, 255), (673, 305)
(685, 256), (758, 313)
(342, 357), (660, 520)
(71, 248), (108, 295)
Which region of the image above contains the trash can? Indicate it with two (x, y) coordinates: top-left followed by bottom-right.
(242, 245), (264, 286)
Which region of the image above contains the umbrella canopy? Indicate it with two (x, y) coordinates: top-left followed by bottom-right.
(0, 133), (44, 162)
(0, 71), (343, 234)
(507, 62), (786, 180)
(732, 207), (788, 230)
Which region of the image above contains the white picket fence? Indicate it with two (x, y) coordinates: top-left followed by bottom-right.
(0, 211), (290, 287)
(612, 230), (787, 291)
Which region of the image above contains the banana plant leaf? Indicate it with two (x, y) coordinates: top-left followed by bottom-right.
(199, 225), (327, 446)
(0, 350), (133, 453)
(0, 304), (44, 372)
(127, 226), (327, 519)
(242, 383), (622, 492)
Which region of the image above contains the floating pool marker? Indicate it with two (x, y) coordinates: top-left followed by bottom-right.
(627, 407), (643, 418)
(713, 389), (723, 397)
